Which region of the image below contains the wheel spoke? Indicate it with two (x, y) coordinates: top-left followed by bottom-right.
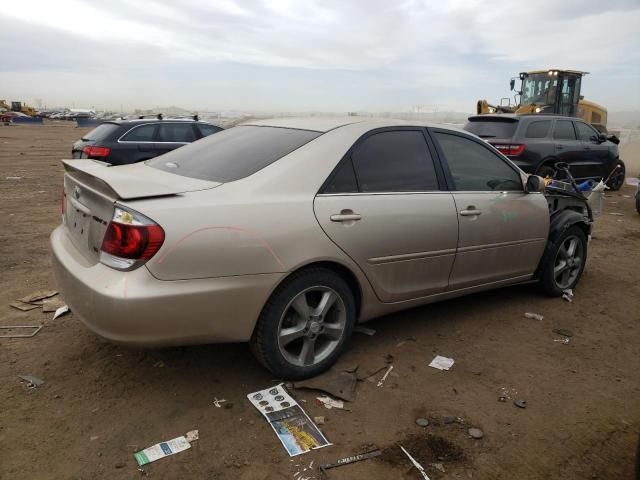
(558, 245), (568, 260)
(279, 324), (306, 347)
(291, 294), (311, 319)
(561, 268), (571, 286)
(322, 322), (343, 341)
(554, 260), (568, 275)
(566, 239), (577, 257)
(313, 291), (337, 318)
(298, 337), (316, 365)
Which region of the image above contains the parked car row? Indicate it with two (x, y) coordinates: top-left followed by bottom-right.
(54, 117), (593, 379)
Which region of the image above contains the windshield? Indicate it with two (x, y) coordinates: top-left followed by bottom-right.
(520, 73), (558, 106)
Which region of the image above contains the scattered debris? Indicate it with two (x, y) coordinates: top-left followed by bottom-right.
(376, 365), (394, 387)
(552, 328), (574, 337)
(248, 384), (331, 456)
(134, 430), (198, 466)
(562, 289), (574, 303)
(294, 369), (358, 401)
(90, 435), (100, 441)
(316, 396), (344, 410)
(553, 337), (571, 344)
(185, 430), (199, 442)
(524, 312), (544, 321)
(608, 212), (624, 216)
(319, 449), (381, 474)
(498, 396), (506, 402)
(514, 399), (527, 409)
(400, 446), (431, 480)
(431, 463), (446, 473)
(9, 301), (39, 312)
(42, 298), (67, 313)
(0, 325), (43, 338)
(415, 418), (430, 427)
(468, 428), (484, 439)
(18, 375), (45, 388)
(213, 397), (227, 408)
(6, 176), (22, 180)
(19, 290), (58, 304)
(353, 325), (376, 336)
(429, 355), (455, 371)
(313, 416), (325, 425)
(52, 305), (70, 320)
(153, 360), (165, 368)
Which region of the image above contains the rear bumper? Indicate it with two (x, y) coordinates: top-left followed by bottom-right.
(50, 225), (283, 346)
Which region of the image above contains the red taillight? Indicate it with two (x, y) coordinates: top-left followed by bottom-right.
(492, 143), (525, 156)
(82, 145), (111, 158)
(101, 222), (164, 260)
(99, 207), (164, 270)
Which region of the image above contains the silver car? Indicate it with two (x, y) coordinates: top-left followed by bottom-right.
(51, 118), (590, 379)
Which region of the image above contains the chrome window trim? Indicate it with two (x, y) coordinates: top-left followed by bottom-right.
(117, 122), (194, 144)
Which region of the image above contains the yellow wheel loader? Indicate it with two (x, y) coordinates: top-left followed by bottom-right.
(477, 69), (610, 133)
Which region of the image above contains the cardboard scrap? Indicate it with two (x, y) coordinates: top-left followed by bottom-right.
(294, 369), (358, 402)
(42, 298), (66, 313)
(19, 290), (58, 304)
(10, 301), (39, 312)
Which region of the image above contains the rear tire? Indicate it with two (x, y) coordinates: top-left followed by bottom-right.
(606, 160), (625, 191)
(539, 226), (587, 296)
(250, 268), (355, 380)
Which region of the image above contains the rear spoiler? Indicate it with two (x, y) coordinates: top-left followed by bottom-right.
(62, 160), (220, 200)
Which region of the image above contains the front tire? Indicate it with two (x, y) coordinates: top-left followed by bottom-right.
(539, 226), (588, 296)
(250, 268), (356, 379)
(536, 165), (555, 180)
(606, 160), (625, 191)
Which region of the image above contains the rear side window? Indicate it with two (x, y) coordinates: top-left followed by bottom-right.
(434, 132), (523, 191)
(148, 126), (321, 182)
(574, 122), (598, 141)
(82, 123), (120, 141)
(350, 130), (439, 192)
(157, 123), (196, 142)
(122, 124), (157, 142)
(198, 124), (222, 137)
(553, 120), (576, 140)
(323, 159), (358, 193)
(464, 119), (518, 139)
(525, 120), (551, 138)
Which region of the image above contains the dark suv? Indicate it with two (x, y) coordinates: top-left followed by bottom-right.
(72, 118), (222, 166)
(464, 114), (625, 190)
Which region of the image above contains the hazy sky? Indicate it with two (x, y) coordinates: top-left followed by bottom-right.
(1, 0), (639, 113)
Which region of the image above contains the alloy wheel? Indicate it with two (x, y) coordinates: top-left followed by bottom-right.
(553, 235), (584, 290)
(277, 286), (347, 367)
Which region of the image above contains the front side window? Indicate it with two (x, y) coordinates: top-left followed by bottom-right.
(350, 130), (438, 192)
(434, 132), (523, 191)
(157, 123), (196, 143)
(122, 124), (157, 142)
(553, 120), (577, 140)
(574, 121), (598, 141)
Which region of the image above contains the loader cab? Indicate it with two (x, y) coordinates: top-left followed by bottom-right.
(516, 70), (584, 117)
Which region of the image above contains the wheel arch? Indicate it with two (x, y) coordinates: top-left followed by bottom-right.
(535, 156), (561, 174)
(534, 209), (590, 279)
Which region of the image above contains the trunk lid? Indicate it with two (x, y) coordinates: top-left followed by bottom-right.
(62, 160), (220, 263)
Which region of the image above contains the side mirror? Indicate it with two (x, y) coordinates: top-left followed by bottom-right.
(597, 133), (607, 143)
(526, 175), (546, 193)
(510, 78), (515, 91)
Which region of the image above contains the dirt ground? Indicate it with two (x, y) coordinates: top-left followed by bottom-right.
(1, 121), (639, 480)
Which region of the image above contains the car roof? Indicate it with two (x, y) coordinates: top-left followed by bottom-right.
(106, 118), (209, 126)
(467, 114), (585, 122)
(241, 116), (456, 133)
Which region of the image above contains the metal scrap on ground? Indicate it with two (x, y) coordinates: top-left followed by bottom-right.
(0, 325), (43, 338)
(18, 375), (45, 388)
(524, 312), (544, 321)
(319, 449), (381, 473)
(376, 365), (393, 387)
(400, 445), (431, 480)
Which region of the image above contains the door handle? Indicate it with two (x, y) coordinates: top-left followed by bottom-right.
(330, 210), (362, 222)
(555, 145), (564, 150)
(584, 146), (592, 150)
(460, 208), (482, 217)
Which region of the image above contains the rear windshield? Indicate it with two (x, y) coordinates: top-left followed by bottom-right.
(147, 126), (321, 182)
(82, 123), (120, 141)
(464, 119), (518, 139)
